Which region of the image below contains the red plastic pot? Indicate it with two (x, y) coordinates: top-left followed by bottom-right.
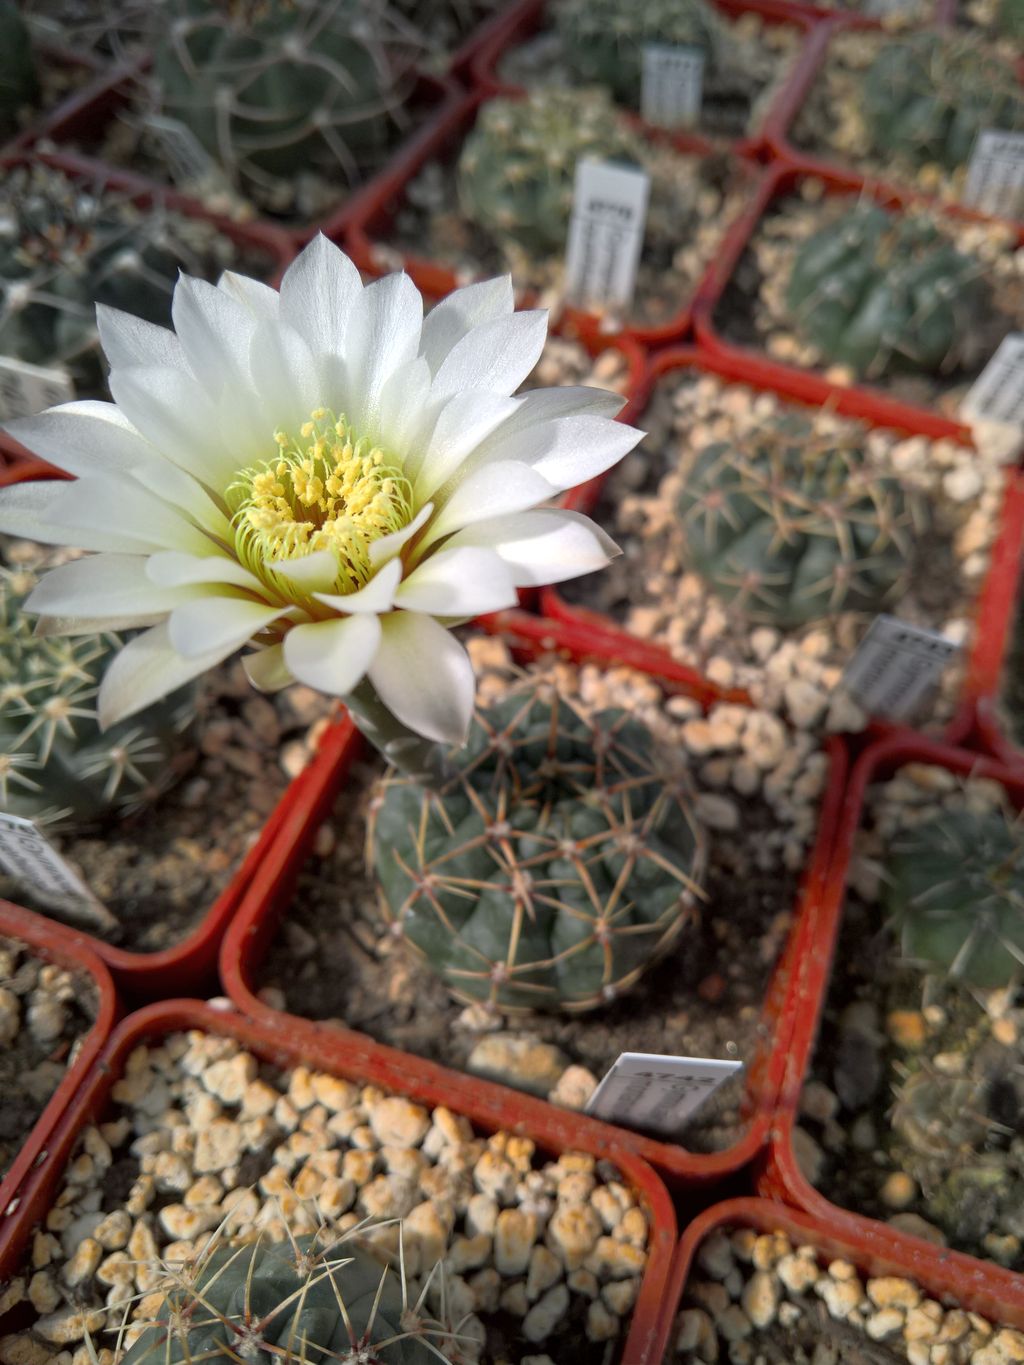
(0, 998), (678, 1364)
(0, 900), (118, 1234)
(694, 161), (1024, 444)
(220, 607), (848, 1190)
(343, 85), (762, 350)
(469, 0), (820, 157)
(663, 1195), (1024, 1352)
(541, 343), (1022, 749)
(758, 728), (1024, 1298)
(763, 14), (1024, 229)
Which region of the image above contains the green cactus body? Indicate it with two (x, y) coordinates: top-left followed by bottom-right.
(457, 89), (644, 258)
(675, 417), (916, 628)
(0, 2), (40, 136)
(123, 1232), (446, 1364)
(370, 682), (707, 1013)
(552, 0), (725, 108)
(0, 564), (195, 829)
(785, 204), (989, 380)
(997, 0), (1024, 39)
(885, 809), (1024, 989)
(153, 0), (413, 195)
(863, 33), (1024, 172)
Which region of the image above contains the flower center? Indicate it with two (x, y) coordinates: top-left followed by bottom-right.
(228, 408), (413, 593)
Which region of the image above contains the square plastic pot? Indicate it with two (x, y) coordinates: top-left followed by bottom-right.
(343, 85), (761, 350)
(757, 728), (1024, 1300)
(0, 998), (679, 1364)
(0, 900), (118, 1238)
(693, 161), (1024, 443)
(219, 608), (849, 1191)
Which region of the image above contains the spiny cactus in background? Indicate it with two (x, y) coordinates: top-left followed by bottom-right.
(122, 1224), (453, 1363)
(785, 203), (990, 380)
(457, 89), (645, 258)
(391, 0), (503, 60)
(0, 1), (40, 136)
(151, 0), (420, 208)
(369, 679), (707, 1013)
(884, 809), (1024, 988)
(676, 416), (917, 628)
(862, 32), (1024, 172)
(891, 1064), (1003, 1162)
(997, 0), (1024, 38)
(0, 563), (195, 829)
(552, 0), (725, 109)
(20, 0), (150, 60)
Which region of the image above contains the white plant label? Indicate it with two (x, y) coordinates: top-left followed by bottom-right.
(840, 616), (960, 723)
(641, 44), (704, 129)
(0, 356), (74, 421)
(585, 1051), (742, 1137)
(961, 333), (1024, 428)
(964, 130), (1024, 221)
(564, 158), (650, 313)
(0, 812), (103, 914)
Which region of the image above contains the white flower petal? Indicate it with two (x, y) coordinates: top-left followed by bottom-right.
(368, 502), (433, 569)
(25, 554), (204, 619)
(283, 613), (382, 696)
(494, 383), (626, 426)
(375, 355), (432, 462)
(132, 461), (232, 540)
(249, 319), (321, 434)
(279, 234), (362, 374)
(422, 460), (556, 549)
(472, 413), (643, 492)
(49, 477), (213, 555)
(96, 304), (186, 372)
(36, 611), (168, 637)
(419, 275), (514, 374)
(412, 391), (522, 503)
(167, 596), (287, 659)
(369, 613), (474, 744)
(242, 643), (294, 692)
(394, 546), (516, 615)
(218, 271), (280, 320)
(171, 273), (256, 398)
(98, 621), (244, 728)
(0, 479), (169, 553)
(145, 550), (265, 593)
(344, 272), (422, 434)
(272, 549), (339, 594)
(108, 365), (238, 488)
(448, 508), (620, 585)
(430, 309), (547, 405)
(314, 559), (401, 615)
(5, 401), (155, 479)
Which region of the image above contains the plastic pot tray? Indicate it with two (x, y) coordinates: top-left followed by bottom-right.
(343, 85), (761, 351)
(693, 160), (1024, 444)
(0, 900), (118, 1239)
(0, 998), (678, 1364)
(220, 607), (848, 1190)
(758, 728), (1024, 1301)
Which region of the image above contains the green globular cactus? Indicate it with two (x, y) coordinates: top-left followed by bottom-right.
(369, 681), (707, 1013)
(885, 809), (1024, 989)
(152, 0), (417, 202)
(552, 0), (726, 109)
(862, 33), (1024, 173)
(0, 1), (39, 137)
(785, 204), (989, 381)
(997, 0), (1024, 38)
(123, 1230), (449, 1364)
(0, 564), (195, 829)
(675, 417), (916, 628)
(456, 89), (645, 259)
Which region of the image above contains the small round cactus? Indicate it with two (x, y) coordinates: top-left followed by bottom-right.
(885, 809), (1024, 989)
(0, 1), (39, 136)
(369, 679), (707, 1013)
(0, 562), (195, 829)
(785, 203), (990, 381)
(862, 32), (1024, 173)
(675, 416), (917, 628)
(456, 88), (644, 259)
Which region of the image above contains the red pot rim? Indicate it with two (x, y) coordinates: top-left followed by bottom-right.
(663, 1195), (1024, 1350)
(0, 997), (678, 1364)
(342, 83), (763, 350)
(693, 161), (1024, 443)
(0, 900), (118, 1232)
(220, 608), (848, 1188)
(758, 728), (1024, 1302)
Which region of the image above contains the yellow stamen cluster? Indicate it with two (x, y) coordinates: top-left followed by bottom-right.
(228, 409), (413, 594)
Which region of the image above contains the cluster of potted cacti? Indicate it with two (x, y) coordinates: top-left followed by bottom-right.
(1, 0), (1024, 1361)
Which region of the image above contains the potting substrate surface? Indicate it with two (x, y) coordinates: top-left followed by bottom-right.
(256, 638), (829, 1153)
(796, 766), (1024, 1271)
(0, 934), (97, 1181)
(671, 1224), (1024, 1362)
(0, 1029), (653, 1363)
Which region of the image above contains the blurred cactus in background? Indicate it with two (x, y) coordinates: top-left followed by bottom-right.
(0, 1), (41, 137)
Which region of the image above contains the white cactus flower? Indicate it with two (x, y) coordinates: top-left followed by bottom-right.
(0, 236), (640, 744)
